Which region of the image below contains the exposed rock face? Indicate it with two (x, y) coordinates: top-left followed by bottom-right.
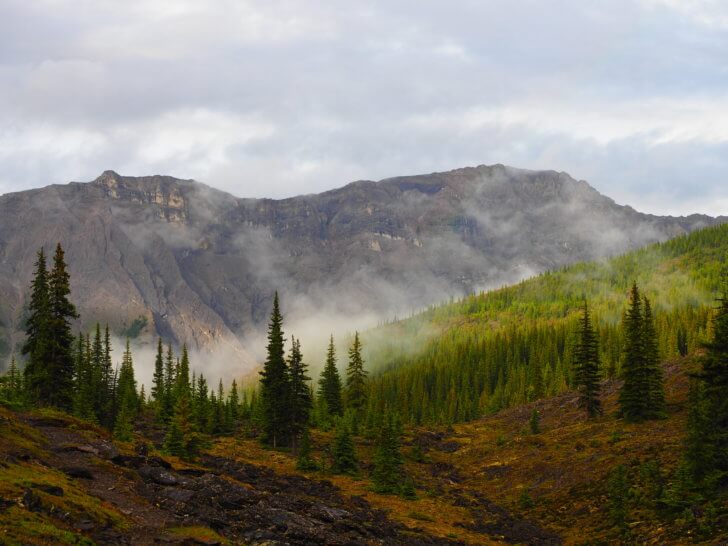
(0, 165), (722, 367)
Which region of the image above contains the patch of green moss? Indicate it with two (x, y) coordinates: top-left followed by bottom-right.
(0, 507), (95, 545)
(0, 463), (126, 529)
(166, 525), (229, 544)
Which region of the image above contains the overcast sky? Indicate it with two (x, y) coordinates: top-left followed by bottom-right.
(1, 0), (727, 215)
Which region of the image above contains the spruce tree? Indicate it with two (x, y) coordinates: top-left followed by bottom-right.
(228, 379), (240, 425)
(22, 248), (51, 405)
(642, 297), (665, 419)
(677, 326), (689, 357)
(90, 324), (104, 421)
(165, 385), (195, 459)
(163, 344), (175, 422)
(114, 339), (138, 434)
(574, 302), (602, 417)
(331, 421), (358, 475)
(529, 408), (540, 434)
(288, 336), (313, 450)
(371, 413), (406, 494)
(607, 464), (630, 533)
(163, 418), (186, 458)
(345, 332), (367, 416)
(684, 378), (713, 484)
(296, 427), (318, 471)
(152, 337), (165, 411)
(318, 335), (343, 417)
(214, 379), (225, 433)
(697, 293), (728, 479)
(194, 373), (209, 432)
(176, 344), (191, 401)
(73, 333), (95, 420)
(100, 325), (114, 428)
(8, 355), (22, 401)
(46, 243), (79, 410)
(259, 292), (290, 447)
(1, 355), (23, 405)
(618, 282), (648, 421)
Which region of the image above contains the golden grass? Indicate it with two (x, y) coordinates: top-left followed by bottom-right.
(211, 359), (727, 545)
(166, 525), (230, 544)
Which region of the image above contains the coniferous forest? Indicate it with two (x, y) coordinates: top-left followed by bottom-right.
(1, 223), (727, 543)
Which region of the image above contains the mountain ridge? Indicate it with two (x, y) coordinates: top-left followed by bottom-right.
(0, 164), (723, 374)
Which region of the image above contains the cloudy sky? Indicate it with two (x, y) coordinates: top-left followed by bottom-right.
(1, 0), (727, 215)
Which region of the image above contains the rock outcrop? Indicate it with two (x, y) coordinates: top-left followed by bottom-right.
(0, 164), (722, 369)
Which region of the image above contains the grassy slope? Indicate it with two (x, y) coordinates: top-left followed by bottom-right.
(211, 356), (726, 544)
(0, 407), (225, 546)
(365, 223), (727, 373)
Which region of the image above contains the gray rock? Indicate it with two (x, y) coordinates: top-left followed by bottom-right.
(139, 465), (179, 486)
(0, 165), (722, 362)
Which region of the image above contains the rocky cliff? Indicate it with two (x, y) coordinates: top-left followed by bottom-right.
(0, 165), (722, 369)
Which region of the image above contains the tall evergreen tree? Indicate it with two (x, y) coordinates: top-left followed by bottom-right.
(100, 325), (115, 428)
(214, 379), (225, 433)
(114, 340), (138, 440)
(194, 373), (209, 432)
(164, 392), (195, 459)
(642, 297), (665, 419)
(1, 355), (24, 405)
(7, 355), (22, 401)
(619, 282), (649, 421)
(684, 378), (713, 484)
(318, 335), (343, 417)
(259, 292), (290, 447)
(162, 344), (175, 422)
(73, 333), (94, 420)
(345, 332), (367, 415)
(331, 421), (358, 475)
(152, 337), (165, 410)
(176, 344), (191, 401)
(90, 323), (104, 420)
(574, 302), (602, 417)
(697, 293), (728, 480)
(46, 243), (79, 410)
(228, 379), (240, 426)
(288, 336), (313, 450)
(22, 248), (51, 404)
(371, 413), (406, 494)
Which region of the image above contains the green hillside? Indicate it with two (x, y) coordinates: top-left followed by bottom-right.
(361, 223), (728, 425)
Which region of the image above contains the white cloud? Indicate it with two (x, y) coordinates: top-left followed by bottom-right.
(0, 0), (726, 215)
(644, 0), (728, 28)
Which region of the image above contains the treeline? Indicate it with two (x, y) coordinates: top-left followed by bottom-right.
(359, 223), (728, 425)
(361, 304), (712, 425)
(254, 293), (413, 496)
(0, 245), (249, 457)
(1, 225), (726, 507)
(0, 246), (412, 498)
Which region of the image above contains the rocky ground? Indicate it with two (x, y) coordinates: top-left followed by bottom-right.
(0, 408), (468, 544)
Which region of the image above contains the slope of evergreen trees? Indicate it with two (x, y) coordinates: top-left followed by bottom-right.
(1, 225), (725, 510)
(358, 224), (726, 425)
(684, 293), (728, 489)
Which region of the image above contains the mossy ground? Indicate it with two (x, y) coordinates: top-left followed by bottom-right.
(165, 525), (229, 544)
(211, 358), (727, 544)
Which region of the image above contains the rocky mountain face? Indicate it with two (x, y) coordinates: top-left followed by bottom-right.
(0, 165), (722, 369)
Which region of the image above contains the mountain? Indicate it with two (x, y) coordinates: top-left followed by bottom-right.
(0, 165), (722, 368)
(360, 223), (728, 424)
